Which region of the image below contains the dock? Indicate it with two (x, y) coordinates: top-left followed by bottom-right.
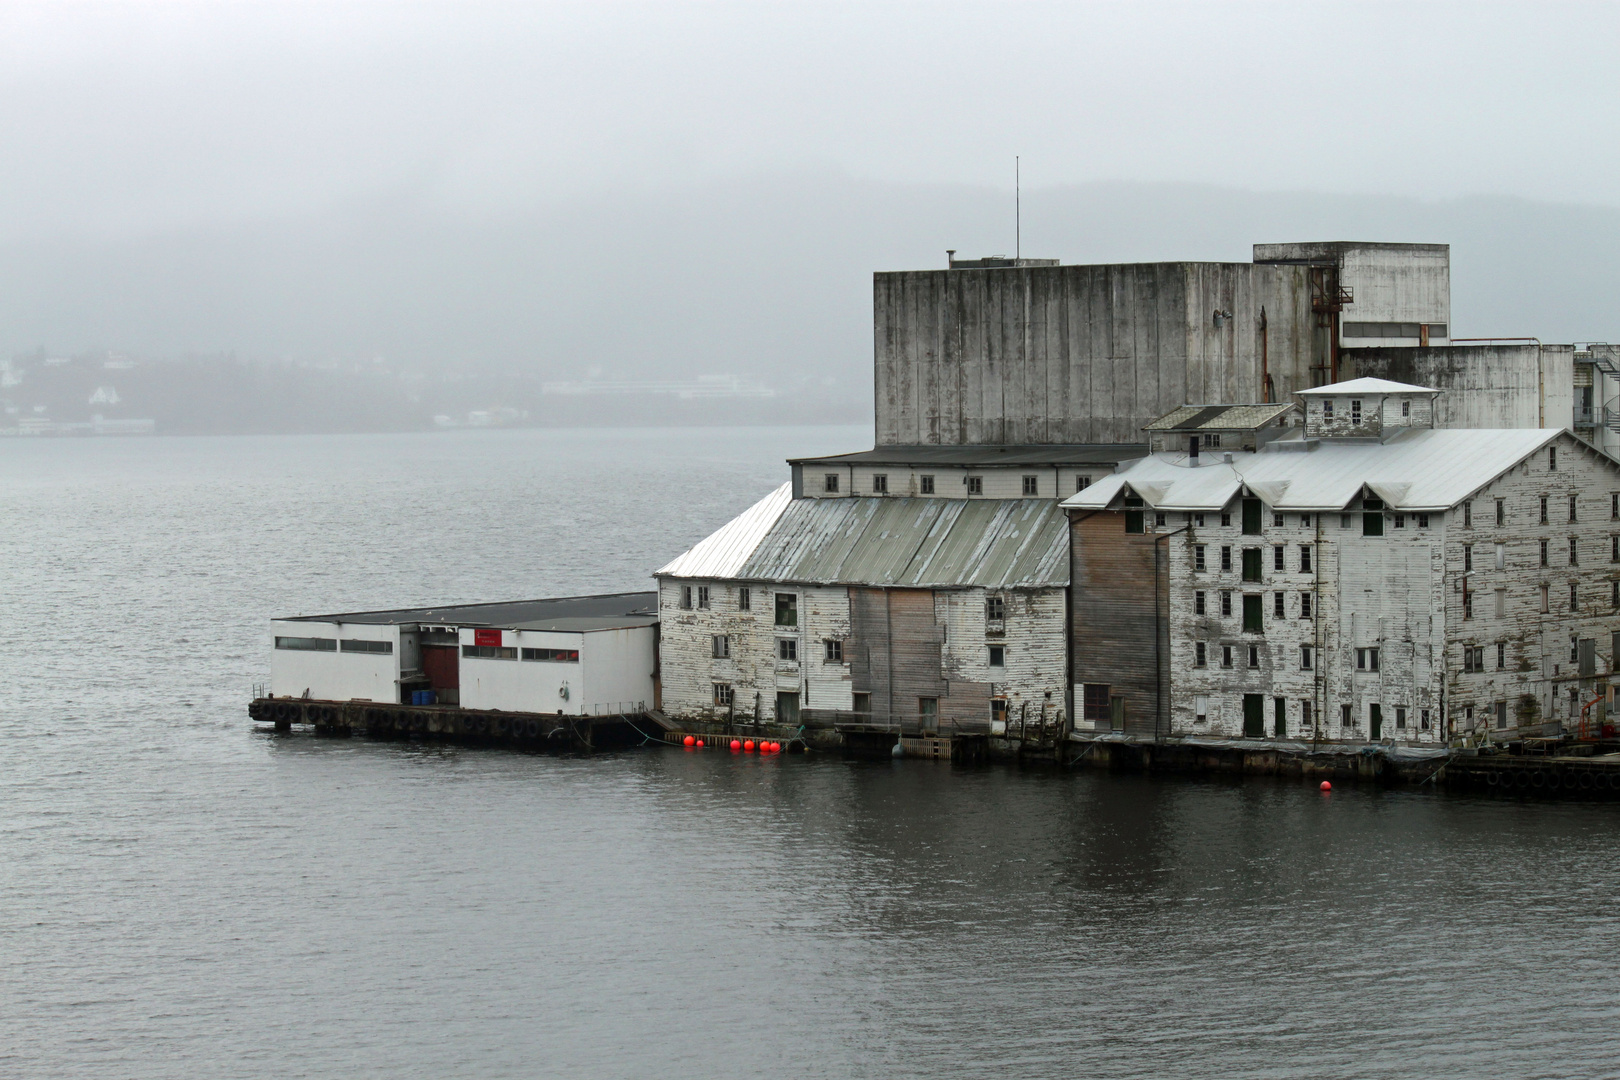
(249, 696), (670, 752)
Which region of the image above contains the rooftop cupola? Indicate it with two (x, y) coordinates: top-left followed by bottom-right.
(1295, 377), (1440, 441)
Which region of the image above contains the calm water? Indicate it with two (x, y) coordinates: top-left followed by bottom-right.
(3, 427), (1619, 1079)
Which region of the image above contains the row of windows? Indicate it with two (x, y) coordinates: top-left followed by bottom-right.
(274, 636), (393, 654)
(1193, 544), (1313, 576)
(824, 473), (1095, 496)
(1462, 636), (1600, 673)
(1463, 580), (1611, 617)
(682, 585), (1013, 626)
(1318, 396), (1413, 424)
(711, 633), (1008, 668)
(1463, 537), (1610, 570)
(1194, 590), (1314, 620)
(460, 645), (579, 662)
(1459, 491), (1602, 527)
(1188, 696), (1432, 732)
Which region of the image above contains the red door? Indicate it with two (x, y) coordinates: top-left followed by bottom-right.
(421, 645), (459, 690)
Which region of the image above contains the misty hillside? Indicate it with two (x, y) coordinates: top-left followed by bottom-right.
(3, 176), (1619, 432)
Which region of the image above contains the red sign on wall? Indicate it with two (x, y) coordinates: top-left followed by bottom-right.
(474, 629), (502, 648)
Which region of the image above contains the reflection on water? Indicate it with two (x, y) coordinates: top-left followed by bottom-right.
(3, 429), (1620, 1079)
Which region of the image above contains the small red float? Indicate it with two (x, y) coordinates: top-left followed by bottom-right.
(1319, 780), (1332, 792)
(744, 740), (755, 752)
(730, 739), (741, 751)
(769, 741), (781, 753)
(695, 738), (704, 748)
(683, 735), (695, 747)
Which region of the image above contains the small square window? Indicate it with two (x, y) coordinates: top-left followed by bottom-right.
(824, 639), (843, 662)
(1417, 513), (1429, 528)
(1194, 513), (1206, 528)
(1155, 512), (1167, 528)
(967, 476), (983, 495)
(1221, 512), (1232, 528)
(1301, 513), (1312, 527)
(1022, 475), (1039, 496)
(714, 682), (734, 707)
(920, 475), (935, 495)
(712, 634), (730, 659)
(988, 645), (1006, 667)
(986, 594), (1005, 621)
(777, 638), (798, 662)
(824, 473), (839, 493)
(871, 473), (888, 494)
(1273, 512), (1284, 528)
(1076, 475), (1091, 493)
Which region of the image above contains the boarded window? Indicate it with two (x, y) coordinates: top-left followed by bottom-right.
(775, 593), (797, 627)
(1241, 548), (1262, 582)
(339, 639), (392, 654)
(776, 692), (800, 724)
(853, 692), (871, 714)
(1363, 497), (1385, 536)
(1194, 695), (1209, 723)
(275, 636), (336, 651)
(1242, 498), (1262, 535)
(1242, 594), (1263, 632)
(1243, 694), (1264, 737)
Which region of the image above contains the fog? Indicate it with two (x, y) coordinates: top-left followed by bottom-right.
(3, 2), (1619, 432)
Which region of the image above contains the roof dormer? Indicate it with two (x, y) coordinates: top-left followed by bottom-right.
(1295, 377), (1440, 441)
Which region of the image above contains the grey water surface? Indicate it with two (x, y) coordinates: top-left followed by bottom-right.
(2, 427), (1618, 1079)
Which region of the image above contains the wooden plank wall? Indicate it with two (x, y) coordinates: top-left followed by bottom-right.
(1070, 510), (1169, 736)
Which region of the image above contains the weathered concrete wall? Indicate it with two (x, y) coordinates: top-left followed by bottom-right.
(874, 262), (1314, 445)
(1344, 345), (1575, 429)
(1254, 242), (1450, 344)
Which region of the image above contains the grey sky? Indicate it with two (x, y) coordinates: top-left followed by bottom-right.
(4, 1), (1619, 241)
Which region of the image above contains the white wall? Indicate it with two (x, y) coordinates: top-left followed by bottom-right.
(579, 626), (657, 714)
(269, 620), (400, 701)
(456, 626), (655, 714)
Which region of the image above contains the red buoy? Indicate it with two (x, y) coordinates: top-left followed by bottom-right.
(769, 741), (781, 753)
(1320, 780), (1332, 792)
(730, 739), (741, 751)
(683, 735), (695, 747)
(744, 740), (755, 752)
(695, 738), (704, 748)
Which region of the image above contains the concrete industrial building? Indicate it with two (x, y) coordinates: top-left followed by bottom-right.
(270, 593), (658, 715)
(1064, 379), (1620, 743)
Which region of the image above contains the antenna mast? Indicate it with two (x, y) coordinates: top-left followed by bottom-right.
(1015, 156), (1020, 262)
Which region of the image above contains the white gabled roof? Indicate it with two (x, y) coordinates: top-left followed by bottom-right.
(1295, 377), (1439, 396)
(657, 482), (792, 578)
(1061, 428), (1566, 513)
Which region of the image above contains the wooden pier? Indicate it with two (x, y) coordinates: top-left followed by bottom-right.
(249, 696), (669, 752)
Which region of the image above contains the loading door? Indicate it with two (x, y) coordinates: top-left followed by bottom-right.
(421, 645), (460, 704)
(1243, 694), (1264, 738)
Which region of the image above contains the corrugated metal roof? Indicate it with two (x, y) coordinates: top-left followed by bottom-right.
(1143, 402), (1297, 431)
(1295, 377), (1439, 396)
(1061, 428), (1567, 513)
(656, 482), (792, 578)
(788, 443), (1143, 467)
(279, 592), (659, 631)
(659, 490), (1069, 588)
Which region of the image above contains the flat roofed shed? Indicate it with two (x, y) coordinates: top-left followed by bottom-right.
(787, 444), (1142, 468)
(278, 591), (658, 632)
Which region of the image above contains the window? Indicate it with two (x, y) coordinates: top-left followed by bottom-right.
(1274, 512), (1285, 527)
(1356, 647), (1380, 671)
(1463, 544), (1473, 573)
(1420, 709), (1430, 731)
(1613, 535), (1618, 563)
(1242, 498), (1262, 535)
(710, 635), (730, 659)
(1022, 475), (1039, 496)
(1614, 492), (1619, 521)
(1221, 546), (1233, 572)
(1124, 495), (1144, 533)
(1540, 583), (1550, 613)
(987, 645), (1005, 667)
(967, 476), (983, 495)
(1195, 591), (1206, 615)
(1221, 511), (1232, 528)
(1497, 701), (1509, 730)
(920, 475), (935, 495)
(986, 594), (1006, 621)
(824, 639), (843, 662)
(1195, 545), (1208, 572)
(871, 473), (888, 494)
(1571, 537), (1580, 565)
(738, 587), (751, 611)
(1417, 513), (1429, 528)
(1195, 642), (1207, 667)
(1204, 433), (1222, 448)
(1248, 645), (1260, 668)
(1495, 543), (1505, 571)
(1463, 500), (1472, 528)
(1402, 399), (1411, 418)
(714, 682), (734, 707)
(1394, 515), (1405, 529)
(1614, 580), (1619, 607)
(1221, 645), (1233, 668)
(824, 473), (839, 493)
(1274, 545), (1285, 571)
(1303, 700), (1314, 728)
(680, 585), (693, 610)
(1076, 475), (1091, 493)
(853, 692), (871, 714)
(1221, 591), (1233, 617)
(1571, 582), (1579, 610)
(1496, 498), (1505, 525)
(1243, 594), (1263, 632)
(1496, 642), (1506, 670)
(1540, 496), (1549, 524)
(697, 586), (710, 609)
(339, 639), (392, 654)
(1570, 494), (1579, 523)
(1494, 589), (1506, 619)
(1341, 704), (1354, 728)
(1363, 497), (1385, 536)
(1323, 399), (1335, 419)
(1241, 548), (1262, 582)
(1195, 695), (1209, 724)
(462, 645), (517, 659)
(1301, 645), (1313, 670)
(1550, 446), (1558, 471)
(1396, 706), (1407, 730)
(1195, 513), (1206, 528)
(1300, 592), (1313, 619)
(524, 647), (580, 662)
(1351, 400), (1362, 426)
(774, 592), (797, 627)
(275, 636), (336, 651)
(1540, 539), (1549, 567)
(1300, 544), (1312, 573)
(1463, 589), (1473, 620)
(1274, 697), (1287, 736)
(1463, 645), (1484, 673)
(1083, 684), (1113, 722)
(1301, 513), (1312, 527)
(1274, 592), (1285, 618)
(777, 638), (798, 662)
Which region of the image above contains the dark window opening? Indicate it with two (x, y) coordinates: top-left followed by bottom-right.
(340, 639), (392, 654)
(525, 647), (580, 662)
(1124, 495), (1144, 534)
(1363, 497), (1385, 536)
(276, 636), (336, 651)
(824, 473), (839, 493)
(987, 645), (1005, 667)
(774, 593), (797, 627)
(824, 639), (843, 662)
(920, 475), (935, 494)
(1022, 475), (1039, 496)
(1242, 498), (1263, 535)
(1241, 548), (1262, 582)
(1083, 684), (1113, 722)
(1242, 593), (1263, 632)
(871, 473), (888, 494)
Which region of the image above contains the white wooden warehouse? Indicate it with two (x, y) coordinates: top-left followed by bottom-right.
(269, 592), (658, 716)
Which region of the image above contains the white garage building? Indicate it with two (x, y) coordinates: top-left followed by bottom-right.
(269, 592), (658, 716)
